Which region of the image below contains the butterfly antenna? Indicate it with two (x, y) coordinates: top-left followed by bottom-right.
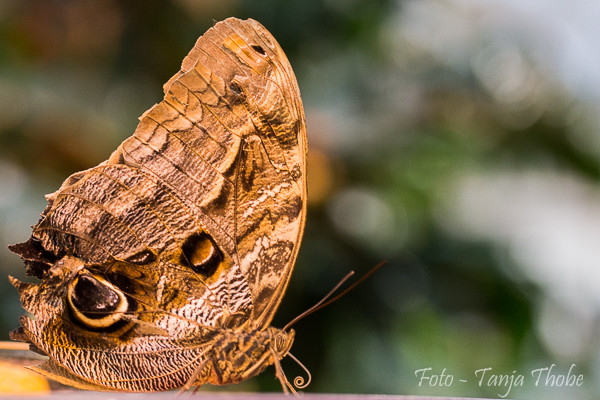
(283, 261), (386, 331)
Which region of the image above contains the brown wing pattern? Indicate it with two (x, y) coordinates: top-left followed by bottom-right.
(117, 17), (307, 326)
(9, 17), (306, 391)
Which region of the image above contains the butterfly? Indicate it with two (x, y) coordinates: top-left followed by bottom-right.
(9, 17), (307, 392)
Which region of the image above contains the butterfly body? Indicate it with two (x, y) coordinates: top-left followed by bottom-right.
(9, 17), (306, 392)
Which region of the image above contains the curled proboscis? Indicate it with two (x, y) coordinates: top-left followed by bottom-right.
(288, 352), (311, 389)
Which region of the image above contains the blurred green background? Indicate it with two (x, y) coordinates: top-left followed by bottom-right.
(1, 0), (599, 398)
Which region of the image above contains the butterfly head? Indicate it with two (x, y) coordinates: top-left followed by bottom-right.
(272, 326), (295, 358)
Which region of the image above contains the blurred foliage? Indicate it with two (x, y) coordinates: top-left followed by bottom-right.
(1, 0), (599, 398)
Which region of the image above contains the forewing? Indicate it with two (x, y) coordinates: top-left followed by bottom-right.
(115, 17), (306, 327)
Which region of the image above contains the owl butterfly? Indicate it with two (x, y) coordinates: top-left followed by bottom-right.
(9, 17), (307, 392)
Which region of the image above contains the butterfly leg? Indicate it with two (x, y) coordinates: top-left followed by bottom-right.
(271, 348), (296, 395)
(182, 351), (211, 392)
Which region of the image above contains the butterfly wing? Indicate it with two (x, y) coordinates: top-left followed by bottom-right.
(119, 16), (307, 327)
(10, 17), (306, 391)
(210, 18), (307, 327)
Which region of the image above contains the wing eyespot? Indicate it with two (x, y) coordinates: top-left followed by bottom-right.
(67, 273), (128, 329)
(180, 232), (223, 278)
